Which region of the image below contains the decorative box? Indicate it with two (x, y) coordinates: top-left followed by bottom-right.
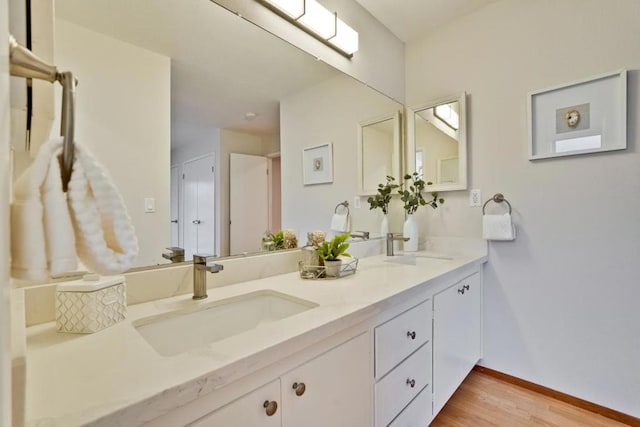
(55, 275), (127, 334)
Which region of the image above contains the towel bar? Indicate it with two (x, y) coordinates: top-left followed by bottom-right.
(9, 35), (77, 192)
(482, 193), (512, 214)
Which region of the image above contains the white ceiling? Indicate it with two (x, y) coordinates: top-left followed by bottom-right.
(56, 0), (339, 146)
(55, 0), (498, 148)
(355, 0), (498, 42)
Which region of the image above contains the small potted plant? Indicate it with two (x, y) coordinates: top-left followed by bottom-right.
(367, 175), (400, 236)
(316, 233), (351, 277)
(398, 172), (444, 251)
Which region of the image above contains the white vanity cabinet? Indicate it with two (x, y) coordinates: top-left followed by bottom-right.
(281, 332), (370, 427)
(188, 379), (281, 427)
(156, 332), (371, 427)
(432, 272), (482, 415)
(374, 299), (433, 427)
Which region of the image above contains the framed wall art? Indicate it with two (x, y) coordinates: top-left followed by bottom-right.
(303, 143), (333, 185)
(528, 70), (627, 160)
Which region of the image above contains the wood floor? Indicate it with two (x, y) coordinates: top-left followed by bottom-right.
(431, 371), (633, 427)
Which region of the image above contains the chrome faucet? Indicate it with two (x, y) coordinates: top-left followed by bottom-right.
(386, 233), (410, 256)
(193, 254), (223, 300)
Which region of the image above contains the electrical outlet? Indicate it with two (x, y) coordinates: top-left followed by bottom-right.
(470, 189), (481, 207)
(353, 196), (361, 209)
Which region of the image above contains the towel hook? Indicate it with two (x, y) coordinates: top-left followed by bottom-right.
(482, 193), (512, 214)
(9, 35), (77, 192)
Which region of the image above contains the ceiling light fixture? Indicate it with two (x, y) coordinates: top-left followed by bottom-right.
(259, 0), (359, 58)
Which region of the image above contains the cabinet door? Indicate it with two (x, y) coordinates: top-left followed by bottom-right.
(281, 333), (371, 427)
(188, 379), (281, 427)
(433, 272), (481, 415)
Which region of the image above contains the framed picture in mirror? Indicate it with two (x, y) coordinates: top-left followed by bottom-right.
(528, 70), (627, 160)
(303, 143), (333, 185)
(407, 92), (467, 192)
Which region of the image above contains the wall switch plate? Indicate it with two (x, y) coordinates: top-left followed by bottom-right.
(470, 189), (481, 207)
(353, 196), (361, 209)
(144, 197), (156, 213)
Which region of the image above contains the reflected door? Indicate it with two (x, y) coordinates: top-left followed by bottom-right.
(170, 165), (180, 247)
(183, 154), (215, 260)
(230, 153), (268, 254)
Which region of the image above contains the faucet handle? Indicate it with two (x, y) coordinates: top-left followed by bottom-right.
(193, 254), (216, 263)
(206, 262), (224, 273)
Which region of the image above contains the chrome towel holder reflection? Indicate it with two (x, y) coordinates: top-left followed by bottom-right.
(9, 34), (77, 192)
(334, 200), (350, 215)
(482, 193), (512, 214)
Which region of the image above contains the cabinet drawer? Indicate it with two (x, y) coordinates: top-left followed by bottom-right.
(375, 299), (431, 378)
(388, 382), (432, 427)
(375, 342), (432, 427)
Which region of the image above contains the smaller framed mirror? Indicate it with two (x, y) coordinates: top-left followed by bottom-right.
(407, 92), (467, 192)
(357, 110), (402, 195)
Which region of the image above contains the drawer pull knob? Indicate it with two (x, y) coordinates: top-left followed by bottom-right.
(406, 331), (416, 340)
(263, 400), (278, 416)
(292, 382), (306, 396)
(457, 287), (465, 295)
(406, 378), (416, 388)
(463, 284), (470, 291)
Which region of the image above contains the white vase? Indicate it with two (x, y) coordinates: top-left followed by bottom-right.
(403, 213), (419, 252)
(324, 259), (342, 277)
(380, 213), (389, 237)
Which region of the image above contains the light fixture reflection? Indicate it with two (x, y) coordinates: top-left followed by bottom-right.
(259, 0), (359, 57)
(262, 0), (304, 19)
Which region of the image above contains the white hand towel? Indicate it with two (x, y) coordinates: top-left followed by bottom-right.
(11, 137), (77, 281)
(67, 142), (139, 275)
(482, 213), (516, 241)
(330, 212), (349, 233)
(11, 137), (138, 281)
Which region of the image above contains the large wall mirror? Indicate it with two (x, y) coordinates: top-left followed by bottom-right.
(357, 111), (402, 196)
(14, 0), (404, 273)
(407, 93), (467, 191)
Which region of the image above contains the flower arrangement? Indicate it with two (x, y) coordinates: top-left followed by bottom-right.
(398, 172), (444, 214)
(262, 229), (298, 251)
(367, 175), (400, 215)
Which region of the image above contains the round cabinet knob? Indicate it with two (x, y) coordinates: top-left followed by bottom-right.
(457, 287), (465, 295)
(292, 382), (306, 396)
(406, 331), (416, 340)
(463, 284), (470, 291)
(192, 219), (201, 224)
(406, 378), (416, 388)
(263, 400), (278, 416)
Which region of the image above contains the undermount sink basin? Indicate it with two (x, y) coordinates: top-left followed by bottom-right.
(134, 290), (318, 356)
(384, 254), (453, 266)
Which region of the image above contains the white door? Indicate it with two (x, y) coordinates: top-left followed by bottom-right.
(182, 154), (215, 260)
(170, 165), (180, 247)
(280, 333), (371, 427)
(188, 379), (281, 427)
(230, 153), (268, 254)
(433, 272), (481, 415)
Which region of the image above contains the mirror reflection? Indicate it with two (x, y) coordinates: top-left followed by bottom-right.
(408, 93), (467, 192)
(357, 111), (401, 196)
(35, 0), (403, 270)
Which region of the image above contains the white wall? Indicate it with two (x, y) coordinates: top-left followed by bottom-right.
(281, 74), (404, 238)
(406, 0), (640, 417)
(212, 0), (405, 103)
(415, 119), (458, 185)
(54, 19), (171, 268)
(1, 0), (11, 424)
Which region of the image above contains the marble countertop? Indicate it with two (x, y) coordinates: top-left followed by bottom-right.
(22, 244), (487, 427)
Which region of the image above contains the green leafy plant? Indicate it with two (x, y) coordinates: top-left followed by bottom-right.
(398, 172), (445, 214)
(367, 175), (400, 215)
(316, 233), (351, 261)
